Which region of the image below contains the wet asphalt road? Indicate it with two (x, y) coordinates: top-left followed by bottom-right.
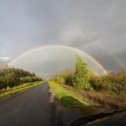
(0, 83), (50, 126)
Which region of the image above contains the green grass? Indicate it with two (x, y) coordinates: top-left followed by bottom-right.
(48, 81), (92, 108)
(0, 81), (44, 98)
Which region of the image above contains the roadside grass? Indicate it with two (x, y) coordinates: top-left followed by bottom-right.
(48, 81), (92, 108)
(48, 81), (126, 109)
(0, 81), (44, 98)
(82, 91), (126, 109)
(61, 84), (126, 109)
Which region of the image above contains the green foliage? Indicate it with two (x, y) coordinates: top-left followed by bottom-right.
(90, 72), (126, 96)
(60, 96), (84, 107)
(48, 81), (91, 107)
(73, 55), (92, 90)
(0, 67), (42, 90)
(51, 76), (65, 84)
(50, 56), (93, 90)
(49, 69), (74, 86)
(0, 81), (42, 98)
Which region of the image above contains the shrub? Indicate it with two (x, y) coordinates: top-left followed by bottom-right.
(73, 55), (92, 90)
(89, 76), (103, 91)
(0, 67), (43, 90)
(49, 69), (74, 85)
(90, 72), (126, 96)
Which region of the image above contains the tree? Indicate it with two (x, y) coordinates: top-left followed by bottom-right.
(0, 67), (43, 89)
(73, 55), (92, 90)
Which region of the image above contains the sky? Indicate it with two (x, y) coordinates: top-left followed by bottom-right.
(0, 0), (126, 74)
(9, 46), (107, 78)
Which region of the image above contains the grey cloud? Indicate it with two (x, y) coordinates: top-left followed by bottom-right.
(0, 0), (126, 72)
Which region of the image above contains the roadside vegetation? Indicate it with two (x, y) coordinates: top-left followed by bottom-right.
(0, 66), (44, 98)
(90, 72), (126, 97)
(0, 81), (42, 98)
(49, 55), (126, 109)
(49, 81), (92, 108)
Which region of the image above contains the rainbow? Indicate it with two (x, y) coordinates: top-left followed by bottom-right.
(9, 45), (107, 75)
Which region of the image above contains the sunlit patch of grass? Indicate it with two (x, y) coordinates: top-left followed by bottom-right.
(0, 81), (43, 98)
(48, 81), (92, 108)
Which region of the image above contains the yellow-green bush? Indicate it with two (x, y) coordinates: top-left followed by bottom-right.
(49, 69), (74, 86)
(73, 56), (92, 90)
(90, 72), (126, 96)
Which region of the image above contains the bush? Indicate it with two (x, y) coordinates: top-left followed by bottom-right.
(90, 72), (126, 96)
(0, 67), (43, 90)
(49, 56), (94, 90)
(49, 69), (74, 85)
(73, 56), (92, 90)
(89, 76), (103, 91)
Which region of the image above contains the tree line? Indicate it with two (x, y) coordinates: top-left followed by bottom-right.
(0, 67), (42, 89)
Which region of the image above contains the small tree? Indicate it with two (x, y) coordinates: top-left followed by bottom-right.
(73, 55), (92, 90)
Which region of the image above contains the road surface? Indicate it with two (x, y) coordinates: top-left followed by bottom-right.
(0, 83), (50, 126)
